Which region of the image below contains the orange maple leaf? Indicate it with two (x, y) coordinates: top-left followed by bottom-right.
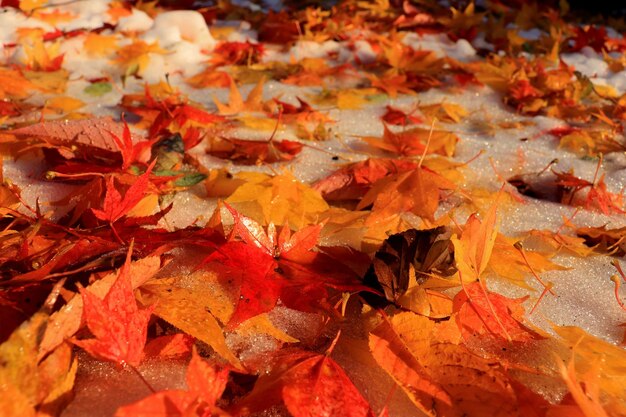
(360, 124), (458, 157)
(213, 76), (266, 115)
(73, 246), (154, 367)
(454, 281), (542, 343)
(357, 167), (456, 222)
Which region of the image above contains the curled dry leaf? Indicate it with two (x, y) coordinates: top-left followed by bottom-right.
(576, 225), (626, 257)
(362, 227), (454, 305)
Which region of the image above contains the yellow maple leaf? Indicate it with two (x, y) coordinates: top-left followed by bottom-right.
(32, 9), (75, 25)
(419, 102), (468, 124)
(309, 88), (378, 110)
(554, 325), (626, 415)
(138, 275), (242, 369)
(18, 0), (45, 13)
(452, 199), (499, 282)
(0, 68), (36, 100)
(83, 33), (118, 57)
(226, 171), (329, 229)
(23, 70), (68, 94)
(17, 28), (64, 72)
(114, 39), (169, 77)
(44, 96), (84, 115)
(213, 76), (266, 115)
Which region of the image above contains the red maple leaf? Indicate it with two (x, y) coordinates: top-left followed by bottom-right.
(235, 349), (374, 417)
(201, 205), (364, 328)
(313, 158), (417, 201)
(380, 105), (422, 126)
(92, 159), (156, 224)
(206, 136), (303, 165)
(115, 348), (230, 417)
(73, 247), (154, 367)
(212, 41), (265, 66)
(453, 281), (542, 343)
(568, 25), (609, 53)
(109, 116), (154, 170)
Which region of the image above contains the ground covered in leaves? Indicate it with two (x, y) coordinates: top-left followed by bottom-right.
(1, 0), (626, 416)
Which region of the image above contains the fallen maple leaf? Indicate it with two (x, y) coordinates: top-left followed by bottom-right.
(381, 105), (422, 126)
(144, 333), (194, 359)
(9, 116), (146, 164)
(109, 117), (154, 170)
(313, 158), (417, 201)
(362, 227), (453, 305)
(359, 124), (458, 157)
(73, 246), (154, 367)
(357, 167), (456, 222)
(212, 41), (265, 66)
(0, 67), (36, 100)
(206, 136), (303, 164)
(576, 225), (626, 256)
(18, 28), (65, 72)
(235, 349), (374, 417)
(92, 159), (156, 224)
(213, 76), (266, 115)
(369, 311), (526, 417)
(115, 348), (230, 417)
(453, 281), (542, 343)
(451, 200), (499, 281)
(114, 39), (169, 78)
(226, 171), (329, 229)
(419, 102), (468, 124)
(201, 206), (363, 327)
(0, 297), (77, 417)
(138, 275), (242, 368)
(553, 325), (626, 409)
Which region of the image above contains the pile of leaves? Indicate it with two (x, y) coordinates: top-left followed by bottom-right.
(1, 0), (626, 416)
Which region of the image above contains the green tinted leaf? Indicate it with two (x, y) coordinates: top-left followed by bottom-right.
(84, 82), (112, 97)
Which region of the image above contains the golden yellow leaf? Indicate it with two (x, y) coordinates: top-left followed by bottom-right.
(310, 88), (378, 110)
(238, 115), (277, 131)
(83, 33), (118, 57)
(369, 311), (521, 417)
(554, 325), (626, 411)
(452, 199), (499, 281)
(126, 193), (159, 218)
(236, 315), (299, 343)
(32, 9), (75, 25)
(488, 234), (567, 288)
(226, 171), (329, 229)
(554, 356), (609, 417)
(0, 312), (77, 416)
(19, 0), (46, 13)
(0, 68), (36, 100)
(24, 69), (68, 94)
(419, 102), (469, 124)
(138, 276), (243, 370)
(44, 96), (84, 114)
(114, 39), (169, 77)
